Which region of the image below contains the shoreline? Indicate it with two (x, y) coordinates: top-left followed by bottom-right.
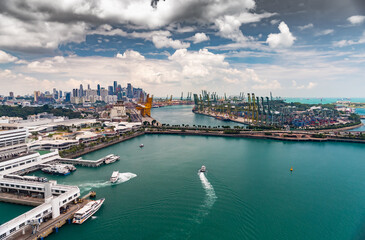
(145, 129), (365, 144)
(193, 110), (364, 131)
(61, 125), (365, 160)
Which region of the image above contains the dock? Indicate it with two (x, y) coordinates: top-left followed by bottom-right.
(8, 193), (94, 240)
(57, 154), (119, 167)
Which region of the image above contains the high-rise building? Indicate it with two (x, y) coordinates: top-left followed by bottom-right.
(9, 92), (14, 99)
(72, 89), (78, 97)
(88, 84), (91, 90)
(127, 83), (133, 98)
(79, 84), (84, 97)
(34, 91), (41, 102)
(65, 92), (71, 102)
(97, 84), (101, 96)
(59, 90), (63, 99)
(113, 81), (118, 94)
(108, 86), (114, 95)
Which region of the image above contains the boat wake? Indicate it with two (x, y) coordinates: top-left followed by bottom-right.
(77, 172), (137, 192)
(194, 172), (217, 223)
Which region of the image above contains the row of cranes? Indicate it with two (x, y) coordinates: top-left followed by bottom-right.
(193, 91), (338, 127)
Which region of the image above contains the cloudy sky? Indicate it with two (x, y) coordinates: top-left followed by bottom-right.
(0, 0), (364, 97)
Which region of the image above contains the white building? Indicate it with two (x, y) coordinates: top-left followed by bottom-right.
(0, 128), (28, 161)
(110, 101), (127, 119)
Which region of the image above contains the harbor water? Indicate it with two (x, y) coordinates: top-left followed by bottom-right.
(1, 106), (365, 239)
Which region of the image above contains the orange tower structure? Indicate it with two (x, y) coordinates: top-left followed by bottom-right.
(136, 94), (153, 117)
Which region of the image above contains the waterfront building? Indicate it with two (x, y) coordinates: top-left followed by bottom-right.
(0, 128), (28, 161)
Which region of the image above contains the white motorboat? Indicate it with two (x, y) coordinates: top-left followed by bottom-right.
(72, 198), (105, 224)
(199, 165), (206, 173)
(139, 144), (144, 148)
(110, 171), (119, 183)
(104, 154), (120, 164)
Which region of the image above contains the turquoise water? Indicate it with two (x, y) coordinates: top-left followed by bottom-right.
(11, 135), (365, 240)
(1, 106), (365, 240)
(151, 105), (245, 127)
(0, 203), (32, 225)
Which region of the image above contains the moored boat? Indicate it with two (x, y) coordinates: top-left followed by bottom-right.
(104, 154), (120, 164)
(73, 198), (105, 224)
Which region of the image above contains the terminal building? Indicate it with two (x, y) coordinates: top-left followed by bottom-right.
(0, 128), (81, 240)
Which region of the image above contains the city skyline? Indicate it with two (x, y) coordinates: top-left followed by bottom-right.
(0, 0), (364, 97)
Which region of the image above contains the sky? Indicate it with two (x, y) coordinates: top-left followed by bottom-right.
(0, 0), (364, 98)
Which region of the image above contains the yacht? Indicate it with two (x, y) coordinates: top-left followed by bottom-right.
(72, 198), (105, 224)
(41, 165), (70, 176)
(110, 171), (119, 183)
(104, 154), (120, 164)
(199, 165), (206, 173)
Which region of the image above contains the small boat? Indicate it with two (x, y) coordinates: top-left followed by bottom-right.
(139, 144), (144, 148)
(290, 167), (293, 172)
(72, 198), (105, 224)
(199, 165), (206, 173)
(110, 171), (119, 183)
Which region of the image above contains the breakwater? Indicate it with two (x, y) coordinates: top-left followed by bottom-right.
(145, 128), (365, 144)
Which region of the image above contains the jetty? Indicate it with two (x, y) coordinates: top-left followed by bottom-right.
(7, 192), (94, 240)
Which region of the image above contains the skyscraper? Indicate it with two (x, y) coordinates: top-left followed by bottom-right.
(108, 86), (114, 95)
(97, 84), (101, 96)
(9, 92), (14, 99)
(79, 84), (84, 97)
(65, 92), (71, 102)
(113, 81), (118, 94)
(59, 90), (63, 99)
(127, 83), (133, 98)
(34, 91), (41, 102)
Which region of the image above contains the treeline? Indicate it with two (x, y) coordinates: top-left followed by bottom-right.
(0, 105), (81, 119)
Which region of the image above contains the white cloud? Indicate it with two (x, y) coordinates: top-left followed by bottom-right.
(270, 19), (280, 25)
(0, 50), (18, 63)
(266, 22), (296, 48)
(292, 80), (317, 89)
(152, 35), (190, 49)
(91, 25), (189, 49)
(0, 0), (273, 51)
(187, 33), (210, 44)
(0, 13), (88, 52)
(7, 49), (275, 95)
(116, 50), (145, 60)
(214, 12), (276, 42)
(333, 31), (365, 47)
(315, 29), (334, 36)
(347, 15), (365, 25)
(298, 23), (313, 31)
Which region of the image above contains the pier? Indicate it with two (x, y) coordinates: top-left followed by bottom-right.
(7, 193), (93, 240)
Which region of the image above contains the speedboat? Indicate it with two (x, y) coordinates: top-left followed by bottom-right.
(199, 165), (206, 173)
(73, 198), (105, 224)
(110, 171), (119, 183)
(139, 144), (144, 148)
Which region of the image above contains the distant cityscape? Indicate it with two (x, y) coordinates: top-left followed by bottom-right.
(1, 81), (147, 106)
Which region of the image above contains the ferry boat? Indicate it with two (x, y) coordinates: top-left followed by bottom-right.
(104, 154), (120, 164)
(110, 171), (119, 183)
(72, 198), (105, 224)
(41, 165), (70, 176)
(199, 165), (206, 173)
